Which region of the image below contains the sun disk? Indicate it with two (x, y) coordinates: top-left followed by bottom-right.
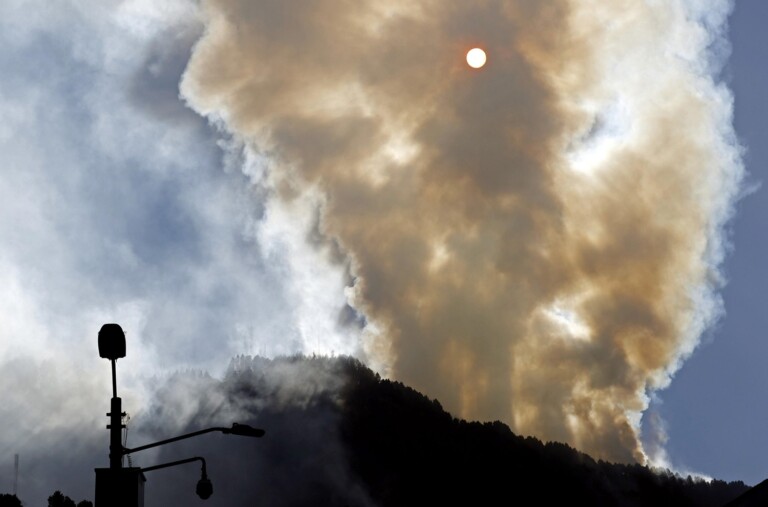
(466, 48), (487, 68)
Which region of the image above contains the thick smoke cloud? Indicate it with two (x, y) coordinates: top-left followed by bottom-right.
(182, 0), (744, 463)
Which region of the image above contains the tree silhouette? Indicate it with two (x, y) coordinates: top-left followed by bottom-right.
(0, 494), (22, 507)
(48, 491), (76, 507)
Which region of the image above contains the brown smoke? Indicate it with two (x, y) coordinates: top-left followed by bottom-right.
(182, 0), (742, 462)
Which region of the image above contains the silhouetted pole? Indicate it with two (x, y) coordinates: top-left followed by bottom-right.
(97, 324), (141, 507)
(98, 325), (127, 471)
(109, 386), (123, 470)
(111, 359), (117, 398)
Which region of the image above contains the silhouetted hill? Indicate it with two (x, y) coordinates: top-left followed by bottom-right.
(335, 357), (747, 507)
(722, 478), (768, 507)
(139, 355), (749, 507)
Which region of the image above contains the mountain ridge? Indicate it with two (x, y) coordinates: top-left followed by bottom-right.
(335, 356), (748, 507)
(138, 355), (750, 506)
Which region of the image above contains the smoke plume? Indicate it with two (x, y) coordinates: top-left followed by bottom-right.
(182, 0), (743, 463)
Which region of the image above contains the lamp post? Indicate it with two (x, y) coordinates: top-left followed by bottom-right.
(97, 323), (126, 471)
(95, 323), (142, 507)
(94, 324), (265, 506)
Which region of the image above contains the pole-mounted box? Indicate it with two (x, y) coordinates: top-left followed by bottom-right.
(95, 468), (145, 507)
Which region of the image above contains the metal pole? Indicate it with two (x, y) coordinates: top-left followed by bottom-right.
(108, 359), (124, 470)
(111, 360), (117, 399)
(109, 397), (123, 470)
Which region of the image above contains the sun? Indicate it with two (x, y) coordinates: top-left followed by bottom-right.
(466, 48), (487, 69)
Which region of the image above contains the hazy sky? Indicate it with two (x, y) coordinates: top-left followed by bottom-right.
(0, 0), (766, 504)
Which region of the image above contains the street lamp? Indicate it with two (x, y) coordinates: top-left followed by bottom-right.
(97, 323), (126, 470)
(140, 457), (212, 500)
(94, 324), (265, 506)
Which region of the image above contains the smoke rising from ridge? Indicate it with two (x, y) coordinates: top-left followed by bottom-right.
(182, 0), (743, 462)
(132, 357), (377, 507)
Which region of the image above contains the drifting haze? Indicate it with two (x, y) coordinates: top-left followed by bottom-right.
(183, 0), (743, 463)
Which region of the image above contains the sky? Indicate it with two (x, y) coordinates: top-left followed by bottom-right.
(0, 0), (766, 504)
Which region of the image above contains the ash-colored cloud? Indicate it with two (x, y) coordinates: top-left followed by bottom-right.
(182, 0), (744, 463)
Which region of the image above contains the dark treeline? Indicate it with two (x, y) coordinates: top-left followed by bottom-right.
(215, 355), (750, 506)
(0, 494), (21, 507)
(46, 491), (91, 507)
(0, 491), (91, 507)
(337, 357), (748, 507)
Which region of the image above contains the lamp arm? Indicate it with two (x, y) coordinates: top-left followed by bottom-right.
(123, 427), (230, 455)
(141, 456), (206, 475)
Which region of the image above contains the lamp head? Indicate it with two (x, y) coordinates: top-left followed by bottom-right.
(98, 323), (126, 360)
(226, 423), (265, 438)
(196, 476), (213, 500)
